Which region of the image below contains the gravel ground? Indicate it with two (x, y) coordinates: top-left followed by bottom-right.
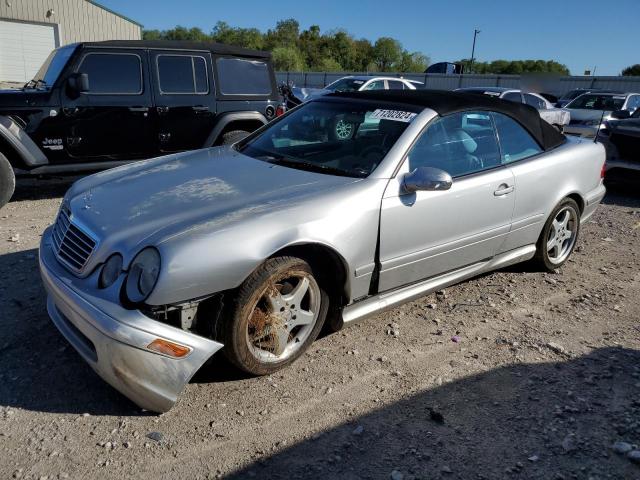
(0, 177), (639, 480)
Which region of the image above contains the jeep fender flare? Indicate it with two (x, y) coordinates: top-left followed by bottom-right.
(0, 115), (48, 168)
(203, 112), (268, 147)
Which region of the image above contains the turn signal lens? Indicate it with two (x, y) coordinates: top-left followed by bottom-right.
(601, 163), (606, 179)
(147, 339), (191, 358)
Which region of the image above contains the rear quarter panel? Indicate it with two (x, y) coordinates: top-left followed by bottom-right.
(500, 137), (605, 253)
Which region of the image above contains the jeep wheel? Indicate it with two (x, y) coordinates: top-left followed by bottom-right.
(222, 256), (329, 375)
(221, 130), (250, 145)
(0, 152), (15, 210)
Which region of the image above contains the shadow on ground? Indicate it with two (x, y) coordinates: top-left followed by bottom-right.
(12, 175), (81, 202)
(227, 347), (640, 480)
(0, 248), (142, 416)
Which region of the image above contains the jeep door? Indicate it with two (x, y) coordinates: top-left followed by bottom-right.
(378, 111), (516, 292)
(62, 49), (156, 161)
(149, 50), (216, 152)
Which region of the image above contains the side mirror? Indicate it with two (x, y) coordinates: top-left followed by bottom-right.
(402, 167), (453, 193)
(611, 109), (631, 119)
(66, 73), (89, 97)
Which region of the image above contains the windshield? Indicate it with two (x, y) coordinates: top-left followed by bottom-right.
(561, 90), (588, 101)
(566, 94), (626, 111)
(324, 78), (366, 92)
(27, 45), (76, 89)
(239, 100), (419, 177)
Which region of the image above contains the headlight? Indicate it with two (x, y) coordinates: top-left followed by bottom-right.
(125, 247), (161, 303)
(98, 254), (123, 289)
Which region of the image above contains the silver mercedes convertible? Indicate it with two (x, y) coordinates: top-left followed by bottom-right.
(39, 90), (606, 412)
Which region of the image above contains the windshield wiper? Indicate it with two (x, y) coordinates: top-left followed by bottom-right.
(23, 79), (46, 90)
(268, 157), (362, 177)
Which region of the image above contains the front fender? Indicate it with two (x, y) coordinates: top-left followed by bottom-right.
(0, 115), (48, 167)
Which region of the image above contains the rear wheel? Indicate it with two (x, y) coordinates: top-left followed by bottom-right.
(222, 256), (329, 375)
(0, 152), (15, 210)
(534, 198), (580, 271)
(221, 130), (250, 145)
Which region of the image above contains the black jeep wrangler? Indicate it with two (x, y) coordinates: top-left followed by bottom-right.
(0, 40), (280, 208)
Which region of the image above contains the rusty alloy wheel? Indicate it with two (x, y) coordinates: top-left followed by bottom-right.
(245, 269), (321, 363)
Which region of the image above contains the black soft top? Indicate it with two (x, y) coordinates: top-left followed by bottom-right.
(329, 89), (566, 151)
(79, 40), (271, 59)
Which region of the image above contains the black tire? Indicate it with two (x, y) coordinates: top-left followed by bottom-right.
(221, 130), (250, 145)
(221, 256), (329, 376)
(533, 198), (581, 271)
(0, 152), (15, 210)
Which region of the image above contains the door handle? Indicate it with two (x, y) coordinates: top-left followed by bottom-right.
(192, 105), (210, 113)
(128, 106), (149, 113)
(494, 184), (514, 196)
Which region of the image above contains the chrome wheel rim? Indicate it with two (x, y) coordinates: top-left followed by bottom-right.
(335, 120), (354, 140)
(246, 272), (320, 363)
(546, 206), (578, 265)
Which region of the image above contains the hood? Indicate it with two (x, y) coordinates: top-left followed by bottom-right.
(64, 147), (359, 262)
(0, 88), (56, 109)
(291, 86), (330, 102)
(609, 118), (640, 138)
(567, 108), (611, 122)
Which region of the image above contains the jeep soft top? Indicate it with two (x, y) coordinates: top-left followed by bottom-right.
(0, 40), (279, 208)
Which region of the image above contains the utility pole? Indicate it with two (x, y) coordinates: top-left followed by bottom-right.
(469, 29), (481, 74)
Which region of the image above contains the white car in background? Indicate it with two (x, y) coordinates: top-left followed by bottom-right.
(456, 87), (571, 131)
(563, 92), (640, 138)
(292, 75), (422, 102)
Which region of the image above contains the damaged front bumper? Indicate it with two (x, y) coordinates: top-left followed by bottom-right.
(39, 227), (223, 412)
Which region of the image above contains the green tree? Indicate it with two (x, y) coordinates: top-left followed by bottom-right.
(373, 37), (403, 71)
(317, 57), (342, 72)
(265, 18), (300, 49)
(211, 21), (263, 49)
(622, 64), (640, 76)
(398, 51), (430, 72)
(271, 46), (305, 71)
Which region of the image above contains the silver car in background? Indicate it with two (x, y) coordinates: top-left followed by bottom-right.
(563, 92), (640, 138)
(39, 90), (606, 412)
(455, 87), (571, 131)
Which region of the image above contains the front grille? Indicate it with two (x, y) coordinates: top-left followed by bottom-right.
(51, 207), (97, 273)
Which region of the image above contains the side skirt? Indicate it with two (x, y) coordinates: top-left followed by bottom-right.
(341, 245), (536, 327)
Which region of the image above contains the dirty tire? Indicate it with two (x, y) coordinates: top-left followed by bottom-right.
(222, 256), (329, 376)
(533, 197), (581, 271)
(0, 152), (15, 210)
(221, 130), (250, 145)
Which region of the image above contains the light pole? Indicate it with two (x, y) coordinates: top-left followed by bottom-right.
(469, 29), (481, 74)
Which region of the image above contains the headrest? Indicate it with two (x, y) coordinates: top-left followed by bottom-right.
(451, 129), (478, 154)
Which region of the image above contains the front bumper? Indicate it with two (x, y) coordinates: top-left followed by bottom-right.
(39, 227), (223, 412)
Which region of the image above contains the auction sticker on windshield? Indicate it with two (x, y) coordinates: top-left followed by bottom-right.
(370, 109), (417, 122)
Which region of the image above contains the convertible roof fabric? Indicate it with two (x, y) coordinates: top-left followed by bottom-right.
(329, 89), (566, 151)
(79, 40), (271, 58)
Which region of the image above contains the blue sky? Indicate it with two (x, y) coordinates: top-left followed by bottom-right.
(101, 0), (639, 75)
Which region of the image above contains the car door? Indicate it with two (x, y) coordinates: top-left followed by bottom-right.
(524, 93), (546, 110)
(63, 49), (155, 161)
(490, 112), (547, 253)
(149, 50), (216, 153)
(502, 91), (524, 104)
(378, 110), (515, 292)
(387, 80), (405, 90)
